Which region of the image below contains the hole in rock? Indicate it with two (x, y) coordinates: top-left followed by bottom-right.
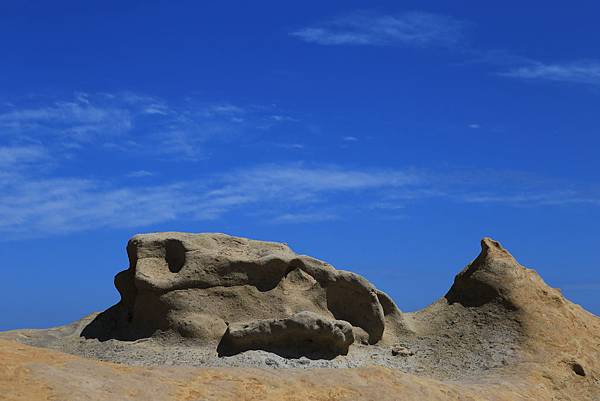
(571, 362), (586, 377)
(165, 239), (186, 273)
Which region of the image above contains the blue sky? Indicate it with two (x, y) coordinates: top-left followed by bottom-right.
(1, 1), (599, 330)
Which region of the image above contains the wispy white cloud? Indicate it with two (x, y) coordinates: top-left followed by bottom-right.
(291, 11), (464, 47)
(440, 31), (600, 88)
(292, 11), (600, 90)
(342, 136), (358, 141)
(0, 93), (297, 160)
(459, 191), (600, 206)
(501, 62), (600, 85)
(0, 145), (49, 169)
(269, 115), (298, 122)
(0, 99), (133, 142)
(275, 143), (305, 150)
(0, 164), (422, 237)
(198, 103), (246, 118)
(0, 144), (52, 187)
(272, 212), (338, 224)
(461, 49), (538, 68)
(213, 165), (419, 197)
(126, 170), (154, 178)
(2, 90), (600, 238)
(2, 162), (599, 238)
(0, 178), (185, 235)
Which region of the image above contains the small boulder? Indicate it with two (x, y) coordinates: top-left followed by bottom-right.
(391, 345), (413, 357)
(217, 311), (354, 359)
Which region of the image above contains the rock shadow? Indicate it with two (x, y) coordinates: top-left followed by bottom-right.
(80, 304), (154, 342)
(217, 334), (342, 360)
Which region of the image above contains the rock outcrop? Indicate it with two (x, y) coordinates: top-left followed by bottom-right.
(445, 237), (526, 308)
(82, 232), (407, 354)
(2, 234), (600, 400)
(217, 311), (354, 359)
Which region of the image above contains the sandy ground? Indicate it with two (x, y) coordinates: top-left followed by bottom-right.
(1, 338), (592, 401)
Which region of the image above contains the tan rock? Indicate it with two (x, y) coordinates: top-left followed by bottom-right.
(218, 311), (354, 358)
(82, 232), (403, 346)
(1, 235), (599, 400)
(391, 345), (414, 357)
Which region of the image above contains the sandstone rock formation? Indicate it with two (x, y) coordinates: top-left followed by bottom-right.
(81, 232), (406, 356)
(217, 311), (354, 358)
(446, 237), (529, 308)
(2, 234), (599, 401)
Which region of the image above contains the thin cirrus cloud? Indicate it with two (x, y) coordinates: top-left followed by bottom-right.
(0, 92), (298, 160)
(0, 95), (135, 142)
(501, 62), (600, 86)
(0, 163), (423, 237)
(126, 170), (154, 178)
(290, 11), (465, 47)
(0, 145), (49, 169)
(459, 191), (600, 206)
(2, 153), (600, 238)
(272, 212), (339, 224)
(292, 11), (600, 90)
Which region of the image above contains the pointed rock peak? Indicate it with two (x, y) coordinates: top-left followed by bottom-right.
(479, 237), (516, 261)
(445, 237), (523, 308)
(467, 237), (522, 276)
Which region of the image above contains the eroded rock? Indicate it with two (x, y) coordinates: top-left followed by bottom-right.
(82, 232), (407, 350)
(445, 237), (525, 309)
(217, 311), (354, 359)
(3, 233), (599, 395)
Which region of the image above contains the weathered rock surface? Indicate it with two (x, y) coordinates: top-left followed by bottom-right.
(81, 232), (403, 347)
(218, 311), (354, 359)
(445, 237), (527, 308)
(1, 235), (599, 400)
